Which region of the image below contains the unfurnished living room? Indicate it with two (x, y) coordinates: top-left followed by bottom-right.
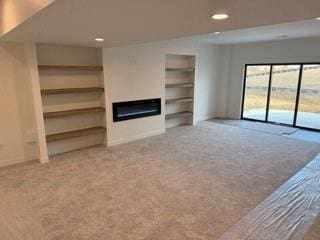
(1, 1), (320, 239)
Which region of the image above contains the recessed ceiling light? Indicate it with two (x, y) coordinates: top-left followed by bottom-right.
(94, 37), (104, 42)
(214, 32), (221, 35)
(212, 14), (229, 20)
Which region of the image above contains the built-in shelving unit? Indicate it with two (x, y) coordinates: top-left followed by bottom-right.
(165, 111), (193, 119)
(165, 83), (194, 88)
(165, 68), (195, 72)
(38, 65), (103, 71)
(44, 107), (105, 119)
(41, 87), (104, 95)
(37, 45), (106, 156)
(165, 54), (195, 129)
(46, 126), (106, 142)
(165, 97), (193, 104)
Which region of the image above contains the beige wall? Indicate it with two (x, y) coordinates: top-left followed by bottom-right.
(0, 0), (55, 37)
(0, 42), (39, 167)
(103, 39), (223, 146)
(195, 44), (223, 121)
(36, 44), (102, 66)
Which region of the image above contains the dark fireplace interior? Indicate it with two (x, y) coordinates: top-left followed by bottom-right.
(113, 98), (161, 122)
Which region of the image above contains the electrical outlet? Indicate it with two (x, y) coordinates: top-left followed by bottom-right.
(129, 57), (138, 65)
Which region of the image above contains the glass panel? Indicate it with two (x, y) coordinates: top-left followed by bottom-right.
(243, 65), (270, 121)
(268, 65), (300, 125)
(118, 102), (159, 117)
(296, 65), (320, 129)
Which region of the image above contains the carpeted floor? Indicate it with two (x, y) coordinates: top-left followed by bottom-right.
(0, 122), (320, 240)
(218, 153), (320, 240)
(211, 118), (298, 135)
(303, 216), (320, 240)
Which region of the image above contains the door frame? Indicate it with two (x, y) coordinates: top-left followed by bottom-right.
(241, 62), (320, 132)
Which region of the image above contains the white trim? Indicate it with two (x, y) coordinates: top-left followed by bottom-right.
(195, 112), (216, 122)
(40, 156), (49, 164)
(24, 43), (49, 163)
(107, 129), (165, 146)
(0, 156), (36, 168)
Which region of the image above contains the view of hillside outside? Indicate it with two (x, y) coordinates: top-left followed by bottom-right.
(268, 65), (300, 124)
(296, 65), (320, 129)
(243, 65), (270, 121)
(242, 64), (320, 130)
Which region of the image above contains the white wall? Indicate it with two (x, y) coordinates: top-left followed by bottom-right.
(36, 44), (102, 66)
(103, 39), (223, 146)
(224, 37), (320, 119)
(195, 44), (223, 121)
(0, 42), (39, 167)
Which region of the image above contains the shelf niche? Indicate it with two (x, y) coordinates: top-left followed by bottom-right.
(165, 54), (195, 129)
(37, 44), (106, 156)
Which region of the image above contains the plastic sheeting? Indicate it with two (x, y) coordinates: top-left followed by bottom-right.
(219, 154), (320, 240)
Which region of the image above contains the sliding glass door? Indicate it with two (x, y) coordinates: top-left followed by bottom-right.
(242, 65), (270, 121)
(296, 65), (320, 130)
(268, 65), (300, 125)
(242, 63), (320, 131)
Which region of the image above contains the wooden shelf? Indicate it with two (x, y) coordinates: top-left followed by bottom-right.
(165, 97), (193, 104)
(41, 87), (104, 95)
(166, 83), (194, 88)
(38, 65), (103, 71)
(165, 111), (193, 119)
(166, 68), (195, 72)
(46, 126), (106, 142)
(44, 107), (105, 119)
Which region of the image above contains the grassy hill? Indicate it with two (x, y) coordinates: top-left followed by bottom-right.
(244, 66), (320, 113)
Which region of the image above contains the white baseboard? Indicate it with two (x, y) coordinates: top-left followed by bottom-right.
(195, 112), (215, 122)
(40, 156), (49, 164)
(108, 129), (165, 146)
(0, 155), (36, 168)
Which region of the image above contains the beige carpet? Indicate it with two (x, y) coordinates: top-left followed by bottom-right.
(218, 153), (320, 240)
(303, 217), (320, 240)
(212, 118), (298, 135)
(0, 122), (319, 240)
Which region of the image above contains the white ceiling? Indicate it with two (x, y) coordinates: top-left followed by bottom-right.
(1, 0), (320, 48)
(195, 20), (320, 45)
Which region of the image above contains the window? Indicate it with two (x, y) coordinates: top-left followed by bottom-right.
(296, 65), (320, 129)
(241, 63), (320, 131)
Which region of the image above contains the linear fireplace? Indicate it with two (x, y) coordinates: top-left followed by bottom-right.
(113, 98), (161, 122)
